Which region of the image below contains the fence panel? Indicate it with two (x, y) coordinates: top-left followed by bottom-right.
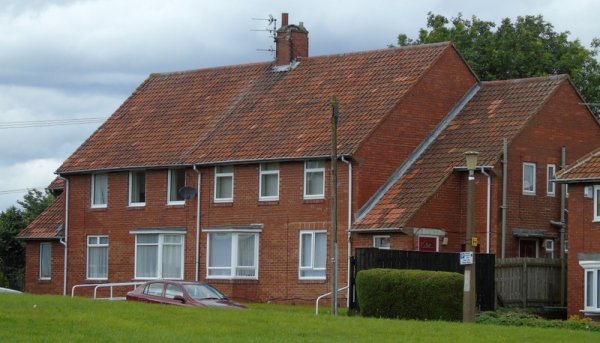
(495, 258), (561, 307)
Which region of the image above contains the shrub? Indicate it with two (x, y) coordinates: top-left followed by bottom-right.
(356, 268), (463, 321)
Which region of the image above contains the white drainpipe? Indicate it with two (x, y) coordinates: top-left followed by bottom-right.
(192, 166), (202, 282)
(58, 175), (69, 296)
(480, 168), (491, 254)
(340, 156), (352, 307)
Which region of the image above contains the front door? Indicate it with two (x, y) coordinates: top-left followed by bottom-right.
(418, 236), (438, 252)
(519, 239), (537, 257)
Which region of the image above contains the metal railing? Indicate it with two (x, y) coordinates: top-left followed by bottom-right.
(315, 286), (348, 316)
(71, 282), (144, 300)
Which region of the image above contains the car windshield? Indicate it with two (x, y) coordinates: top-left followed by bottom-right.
(183, 284), (226, 300)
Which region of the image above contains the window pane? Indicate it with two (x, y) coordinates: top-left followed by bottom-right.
(301, 234), (312, 268)
(597, 271), (600, 308)
(547, 166), (555, 193)
(596, 188), (600, 217)
(237, 234), (255, 267)
(209, 234), (232, 268)
(262, 174), (278, 197)
(306, 171), (324, 196)
(137, 245), (157, 278)
(40, 243), (51, 279)
(131, 171), (146, 203)
(165, 284), (183, 299)
(162, 244), (182, 279)
(99, 236), (108, 245)
(217, 165), (233, 173)
(306, 160), (324, 169)
(137, 234), (158, 244)
(262, 163), (279, 171)
(93, 174), (108, 205)
(523, 164), (534, 192)
(587, 271), (594, 307)
(216, 176), (233, 199)
(145, 283), (164, 296)
(88, 246), (108, 279)
(169, 169), (185, 202)
(163, 235), (182, 244)
(314, 233), (327, 269)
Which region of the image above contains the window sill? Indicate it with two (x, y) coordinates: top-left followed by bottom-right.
(37, 278), (52, 283)
(90, 207), (108, 211)
(85, 278), (108, 282)
(298, 279), (326, 284)
(522, 192), (536, 196)
(206, 278), (259, 284)
(303, 198), (325, 204)
(166, 202), (185, 207)
(127, 205), (146, 210)
(581, 310), (600, 316)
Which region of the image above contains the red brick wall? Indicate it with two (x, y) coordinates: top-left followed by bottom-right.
(504, 82), (600, 258)
(52, 160), (351, 304)
(353, 47), (477, 208)
(566, 184), (600, 317)
(24, 241), (64, 294)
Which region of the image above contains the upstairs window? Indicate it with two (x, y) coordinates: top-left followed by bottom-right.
(129, 171), (146, 206)
(259, 163), (279, 201)
(304, 160), (325, 199)
(91, 173), (108, 208)
(168, 169), (185, 205)
(547, 164), (556, 196)
(594, 185), (600, 222)
(522, 162), (536, 195)
(214, 166), (234, 202)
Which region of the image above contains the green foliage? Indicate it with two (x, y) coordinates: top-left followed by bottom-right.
(397, 12), (600, 116)
(0, 189), (54, 290)
(356, 268), (463, 321)
(2, 294), (600, 342)
(477, 308), (600, 332)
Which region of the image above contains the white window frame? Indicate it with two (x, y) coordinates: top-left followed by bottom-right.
(373, 235), (391, 249)
(522, 162), (536, 195)
(594, 185), (600, 222)
(299, 230), (327, 280)
(129, 171), (146, 207)
(86, 235), (109, 280)
(547, 164), (556, 197)
(167, 169), (186, 205)
(134, 234), (184, 280)
(39, 242), (51, 280)
(259, 163), (280, 201)
(304, 160), (325, 199)
(214, 166), (234, 203)
(206, 232), (259, 280)
(91, 173), (108, 208)
(580, 261), (600, 313)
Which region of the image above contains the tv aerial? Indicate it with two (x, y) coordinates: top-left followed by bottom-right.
(251, 14), (277, 57)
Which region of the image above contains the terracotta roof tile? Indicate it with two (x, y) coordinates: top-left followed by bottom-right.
(556, 147), (600, 182)
(355, 75), (567, 229)
(17, 194), (64, 240)
(57, 43), (452, 173)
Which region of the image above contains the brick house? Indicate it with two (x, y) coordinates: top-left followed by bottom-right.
(555, 148), (600, 318)
(18, 14), (600, 305)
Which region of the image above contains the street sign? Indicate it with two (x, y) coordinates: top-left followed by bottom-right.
(460, 251), (474, 265)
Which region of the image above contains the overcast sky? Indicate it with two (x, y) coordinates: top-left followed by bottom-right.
(1, 0), (599, 211)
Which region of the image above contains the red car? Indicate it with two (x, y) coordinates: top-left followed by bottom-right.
(126, 280), (246, 309)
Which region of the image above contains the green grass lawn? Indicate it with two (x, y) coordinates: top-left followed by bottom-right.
(1, 294), (598, 342)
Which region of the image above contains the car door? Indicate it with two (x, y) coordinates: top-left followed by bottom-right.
(163, 283), (185, 305)
(143, 282), (166, 304)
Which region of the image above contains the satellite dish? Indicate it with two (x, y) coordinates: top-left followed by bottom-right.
(179, 186), (197, 200)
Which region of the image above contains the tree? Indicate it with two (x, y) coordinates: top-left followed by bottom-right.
(0, 189), (54, 290)
(397, 13), (600, 115)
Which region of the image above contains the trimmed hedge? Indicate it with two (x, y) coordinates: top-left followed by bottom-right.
(356, 268), (463, 321)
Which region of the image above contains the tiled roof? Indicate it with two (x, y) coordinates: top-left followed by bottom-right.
(57, 43), (452, 173)
(354, 75), (567, 229)
(555, 147), (600, 182)
(17, 194), (64, 240)
(47, 177), (64, 191)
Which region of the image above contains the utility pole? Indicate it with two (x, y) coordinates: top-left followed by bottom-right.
(463, 151), (478, 323)
(331, 96), (339, 315)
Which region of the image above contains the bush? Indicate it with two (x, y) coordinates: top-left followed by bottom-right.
(477, 308), (600, 332)
(356, 268), (463, 321)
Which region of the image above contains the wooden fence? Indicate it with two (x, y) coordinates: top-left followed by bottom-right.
(351, 248), (496, 311)
(496, 258), (561, 307)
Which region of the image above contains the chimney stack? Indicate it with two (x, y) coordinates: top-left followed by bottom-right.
(275, 13), (309, 66)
